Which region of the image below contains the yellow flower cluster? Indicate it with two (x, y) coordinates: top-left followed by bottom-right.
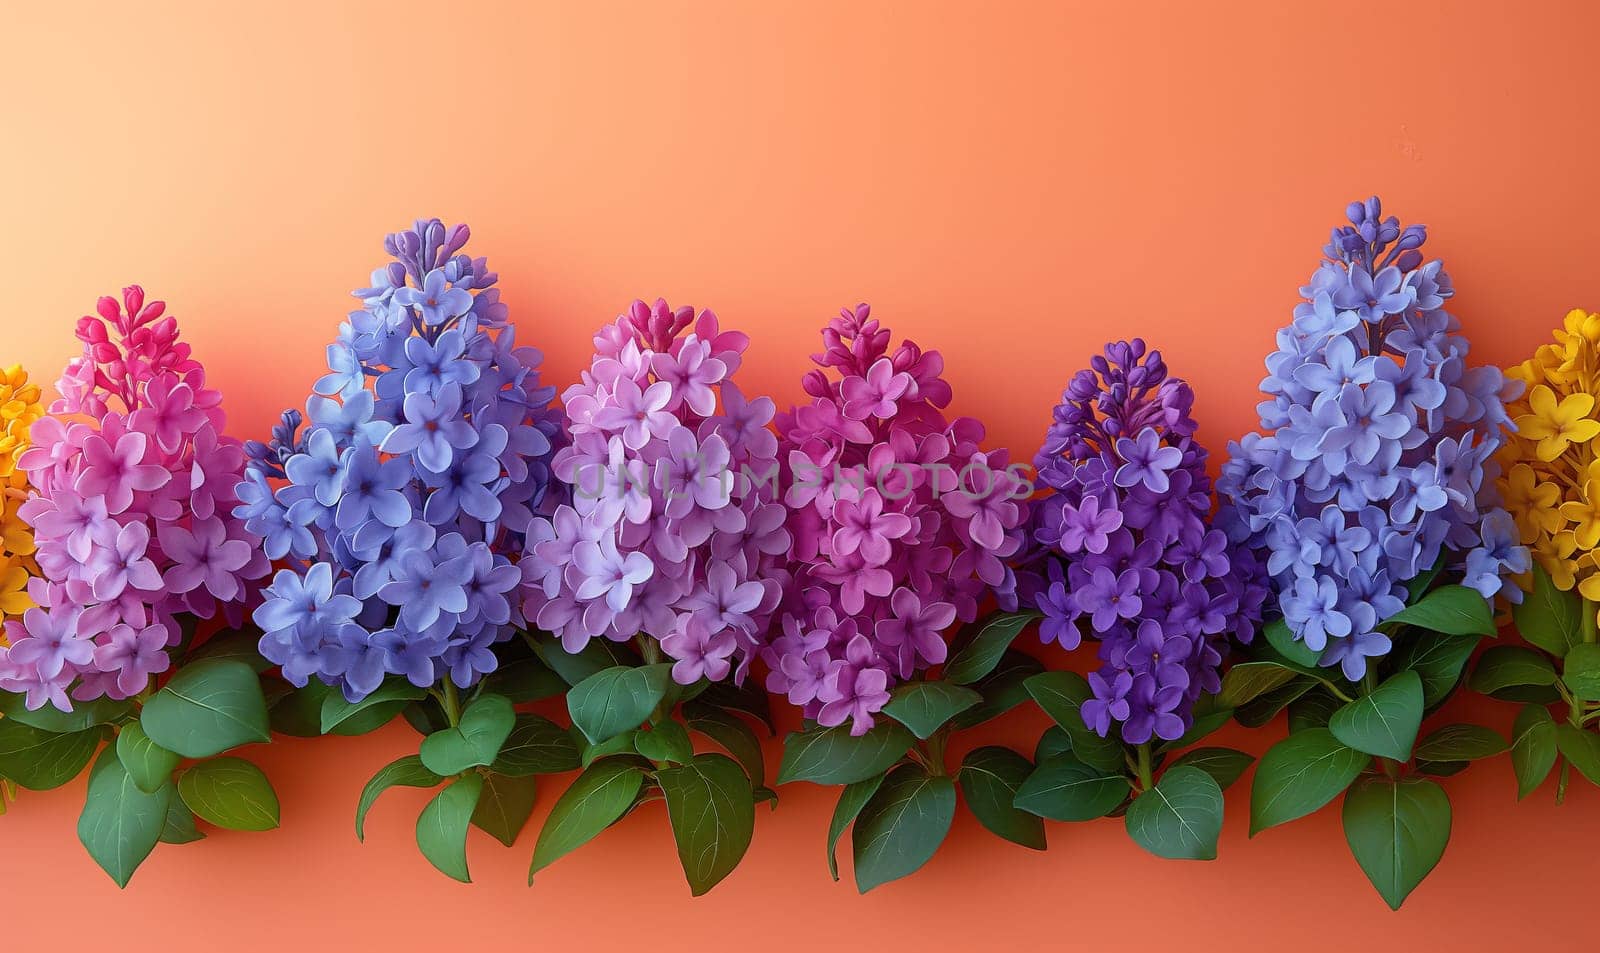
(1502, 310), (1600, 603)
(0, 364), (45, 641)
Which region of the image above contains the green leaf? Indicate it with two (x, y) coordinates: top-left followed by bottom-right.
(356, 754), (443, 840)
(1328, 671), (1424, 761)
(1013, 754), (1128, 821)
(177, 757), (280, 831)
(693, 680), (776, 732)
(1394, 631), (1479, 708)
(1383, 585), (1496, 637)
(1562, 643), (1600, 702)
(635, 718), (694, 765)
(532, 634), (639, 687)
(0, 692), (132, 733)
(1342, 775), (1451, 910)
(529, 759), (647, 880)
(481, 657), (567, 704)
(881, 680), (982, 739)
(1406, 553), (1446, 602)
(1264, 617), (1324, 668)
(685, 703), (766, 786)
(184, 628), (272, 672)
(320, 680), (426, 734)
(1023, 671), (1124, 772)
(1469, 645), (1558, 695)
(1033, 725), (1072, 764)
(949, 649), (1045, 729)
(158, 798), (204, 845)
(1287, 688), (1340, 732)
(139, 660), (270, 758)
(826, 774), (884, 880)
(1235, 677), (1316, 728)
(1513, 563), (1582, 657)
(1415, 760), (1469, 778)
(777, 721), (915, 785)
(942, 612), (1037, 684)
(267, 681), (333, 738)
(419, 694), (516, 776)
(491, 714), (581, 778)
(658, 753), (757, 896)
(1160, 700), (1234, 752)
(567, 664), (673, 745)
(1218, 662), (1298, 709)
(416, 772), (484, 882)
(1510, 704), (1558, 799)
(1250, 728), (1367, 835)
(1169, 747), (1254, 791)
(1125, 765), (1224, 861)
(77, 749), (172, 887)
(1555, 724), (1600, 785)
(957, 746), (1045, 850)
(0, 719), (101, 791)
(851, 764), (956, 893)
(579, 729), (638, 767)
(471, 772), (539, 847)
(1412, 724), (1508, 763)
(115, 722), (180, 794)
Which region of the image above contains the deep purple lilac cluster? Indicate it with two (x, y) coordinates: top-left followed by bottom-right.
(1023, 340), (1265, 744)
(238, 220), (563, 702)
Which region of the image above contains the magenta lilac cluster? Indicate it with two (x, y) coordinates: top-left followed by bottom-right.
(762, 304), (1029, 735)
(521, 299), (789, 686)
(0, 287), (268, 710)
(1022, 340), (1265, 744)
(1218, 197), (1523, 679)
(240, 220), (563, 702)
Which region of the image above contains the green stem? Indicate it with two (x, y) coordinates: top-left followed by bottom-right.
(1361, 668), (1379, 698)
(1583, 599), (1598, 645)
(924, 730), (950, 777)
(441, 679), (462, 728)
(1135, 743), (1154, 793)
(1557, 760), (1571, 806)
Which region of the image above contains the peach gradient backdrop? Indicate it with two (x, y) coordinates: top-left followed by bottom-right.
(3, 1), (1597, 949)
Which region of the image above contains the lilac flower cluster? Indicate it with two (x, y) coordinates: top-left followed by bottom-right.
(1218, 197), (1524, 680)
(1022, 340), (1264, 745)
(0, 287), (269, 710)
(520, 299), (789, 687)
(762, 304), (1030, 735)
(239, 220), (562, 702)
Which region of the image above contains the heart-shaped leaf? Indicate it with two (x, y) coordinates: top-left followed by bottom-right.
(419, 694), (516, 777)
(158, 798), (204, 845)
(1218, 662), (1298, 709)
(416, 772), (484, 882)
(471, 772), (539, 847)
(0, 718), (102, 791)
(777, 722), (914, 786)
(1023, 672), (1124, 772)
(139, 660), (270, 759)
(1555, 723), (1600, 785)
(177, 757), (280, 832)
(320, 680), (426, 734)
(530, 759), (647, 881)
(1250, 728), (1367, 834)
(882, 680), (983, 739)
(1342, 775), (1451, 910)
(1513, 564), (1582, 657)
(957, 746), (1045, 850)
(1329, 671), (1423, 761)
(356, 755), (444, 840)
(0, 692), (132, 733)
(1412, 724), (1507, 763)
(851, 764), (956, 893)
(567, 664), (673, 745)
(1510, 704), (1558, 799)
(1383, 585), (1495, 637)
(826, 774), (885, 880)
(491, 714), (581, 778)
(685, 703), (766, 787)
(658, 753), (757, 896)
(1469, 646), (1558, 695)
(1562, 643), (1600, 702)
(116, 722), (181, 794)
(1169, 747), (1254, 791)
(1013, 754), (1128, 821)
(1125, 765), (1225, 861)
(942, 612), (1038, 684)
(635, 717), (694, 765)
(1393, 632), (1478, 708)
(77, 749), (172, 888)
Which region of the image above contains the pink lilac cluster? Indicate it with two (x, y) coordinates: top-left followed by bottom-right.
(762, 304), (1030, 735)
(0, 287), (268, 710)
(521, 299), (790, 687)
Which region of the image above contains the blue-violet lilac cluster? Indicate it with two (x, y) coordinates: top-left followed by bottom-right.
(237, 219), (563, 702)
(1218, 196), (1526, 680)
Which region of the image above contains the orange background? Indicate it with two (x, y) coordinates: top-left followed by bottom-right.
(3, 1), (1597, 949)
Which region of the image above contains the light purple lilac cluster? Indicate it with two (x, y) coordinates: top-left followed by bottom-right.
(1218, 197), (1525, 680)
(520, 299), (790, 687)
(239, 220), (563, 702)
(1, 287), (269, 710)
(1022, 340), (1265, 744)
(762, 304), (1030, 735)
